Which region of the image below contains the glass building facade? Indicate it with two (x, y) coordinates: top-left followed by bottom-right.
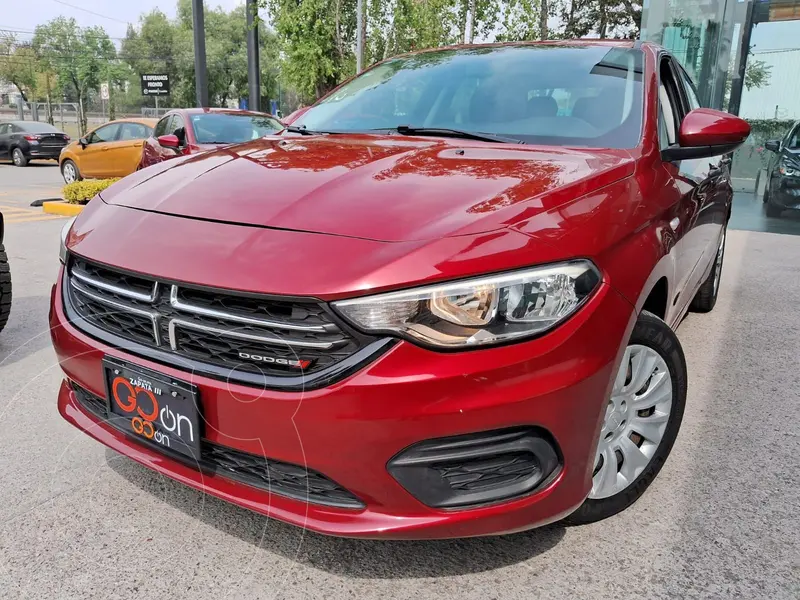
(641, 0), (800, 226)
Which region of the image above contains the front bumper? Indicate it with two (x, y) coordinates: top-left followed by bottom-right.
(769, 177), (800, 209)
(51, 270), (636, 539)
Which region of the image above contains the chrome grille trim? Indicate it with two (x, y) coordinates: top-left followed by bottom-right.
(168, 318), (340, 351)
(72, 268), (159, 302)
(70, 279), (161, 344)
(169, 285), (328, 333)
(63, 257), (376, 385)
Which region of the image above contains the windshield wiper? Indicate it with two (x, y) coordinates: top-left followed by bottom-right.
(394, 125), (524, 145)
(283, 124), (336, 136)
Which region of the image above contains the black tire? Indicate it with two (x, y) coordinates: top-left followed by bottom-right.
(0, 244), (11, 333)
(690, 227), (726, 313)
(762, 181), (770, 204)
(765, 202), (783, 218)
(12, 147), (28, 167)
(61, 159), (81, 184)
(564, 311), (687, 526)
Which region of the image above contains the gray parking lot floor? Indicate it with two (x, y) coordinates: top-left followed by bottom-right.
(0, 217), (798, 598)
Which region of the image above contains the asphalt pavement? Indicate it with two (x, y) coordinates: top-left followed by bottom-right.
(0, 162), (798, 599)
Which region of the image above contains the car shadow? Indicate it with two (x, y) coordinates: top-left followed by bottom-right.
(0, 295), (56, 367)
(106, 449), (566, 578)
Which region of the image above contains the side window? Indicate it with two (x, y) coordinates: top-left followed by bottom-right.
(170, 114), (186, 145)
(658, 59), (684, 151)
(0, 124), (7, 135)
(87, 123), (120, 144)
(784, 124), (799, 150)
(10, 124), (23, 133)
(678, 68), (701, 110)
(118, 123), (148, 140)
(153, 116), (171, 138)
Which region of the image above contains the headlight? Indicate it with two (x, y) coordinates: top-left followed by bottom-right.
(333, 260), (601, 348)
(59, 217), (76, 264)
(779, 159), (800, 177)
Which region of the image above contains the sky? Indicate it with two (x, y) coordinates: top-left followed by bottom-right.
(1, 0), (254, 41)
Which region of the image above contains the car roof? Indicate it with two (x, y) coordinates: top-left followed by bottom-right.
(389, 39), (642, 60)
(113, 117), (158, 126)
(3, 120), (62, 127)
(175, 107), (278, 119)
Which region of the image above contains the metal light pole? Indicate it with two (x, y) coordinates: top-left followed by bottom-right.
(356, 0), (364, 73)
(246, 0), (261, 111)
(192, 0), (209, 107)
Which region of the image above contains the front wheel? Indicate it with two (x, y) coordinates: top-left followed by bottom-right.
(12, 148), (28, 167)
(565, 311), (687, 525)
(0, 244), (11, 333)
(765, 202), (783, 218)
(61, 159), (81, 184)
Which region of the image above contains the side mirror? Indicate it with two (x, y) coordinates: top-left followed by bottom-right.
(79, 137), (88, 148)
(157, 134), (180, 149)
(764, 139), (781, 153)
(661, 108), (750, 162)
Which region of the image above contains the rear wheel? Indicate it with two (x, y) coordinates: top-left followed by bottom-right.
(690, 226), (725, 313)
(12, 148), (27, 167)
(0, 244), (11, 333)
(61, 159), (81, 184)
(565, 311), (686, 525)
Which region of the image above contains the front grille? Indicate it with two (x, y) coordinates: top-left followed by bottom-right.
(64, 256), (385, 389)
(71, 383), (364, 509)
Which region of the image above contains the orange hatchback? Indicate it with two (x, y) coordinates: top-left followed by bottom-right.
(59, 118), (157, 183)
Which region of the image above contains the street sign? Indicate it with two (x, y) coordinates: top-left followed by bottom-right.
(100, 82), (109, 100)
(140, 74), (170, 96)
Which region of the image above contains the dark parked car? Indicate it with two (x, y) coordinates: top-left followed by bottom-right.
(52, 41), (749, 539)
(0, 121), (70, 166)
(138, 108), (283, 169)
(763, 121), (800, 217)
(0, 211), (10, 333)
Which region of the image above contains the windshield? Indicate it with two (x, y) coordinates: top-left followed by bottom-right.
(296, 45), (644, 149)
(21, 122), (62, 133)
(190, 113), (283, 144)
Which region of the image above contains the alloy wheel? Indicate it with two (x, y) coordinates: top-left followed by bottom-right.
(589, 344), (673, 500)
(12, 149), (23, 166)
(63, 162), (77, 183)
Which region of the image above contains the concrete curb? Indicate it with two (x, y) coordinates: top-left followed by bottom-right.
(43, 201), (84, 217)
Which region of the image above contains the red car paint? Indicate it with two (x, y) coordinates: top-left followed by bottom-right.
(138, 107), (280, 169)
(51, 41), (749, 538)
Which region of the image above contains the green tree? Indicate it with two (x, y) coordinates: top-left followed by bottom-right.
(264, 0), (357, 102)
(0, 35), (38, 102)
(33, 18), (116, 135)
(744, 59), (772, 91)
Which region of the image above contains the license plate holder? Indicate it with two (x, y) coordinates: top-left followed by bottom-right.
(102, 357), (202, 460)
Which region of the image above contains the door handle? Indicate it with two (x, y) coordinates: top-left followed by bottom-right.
(669, 217), (680, 232)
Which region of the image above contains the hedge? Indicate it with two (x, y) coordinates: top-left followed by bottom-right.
(63, 179), (121, 204)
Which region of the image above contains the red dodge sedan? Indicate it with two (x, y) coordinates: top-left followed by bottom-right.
(138, 107), (283, 169)
(51, 41), (749, 539)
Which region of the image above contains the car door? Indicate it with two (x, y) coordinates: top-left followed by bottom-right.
(105, 122), (152, 177)
(674, 60), (728, 284)
(0, 123), (9, 158)
(78, 123), (121, 178)
(656, 57), (721, 312)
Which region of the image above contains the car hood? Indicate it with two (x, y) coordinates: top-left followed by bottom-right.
(102, 135), (635, 242)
